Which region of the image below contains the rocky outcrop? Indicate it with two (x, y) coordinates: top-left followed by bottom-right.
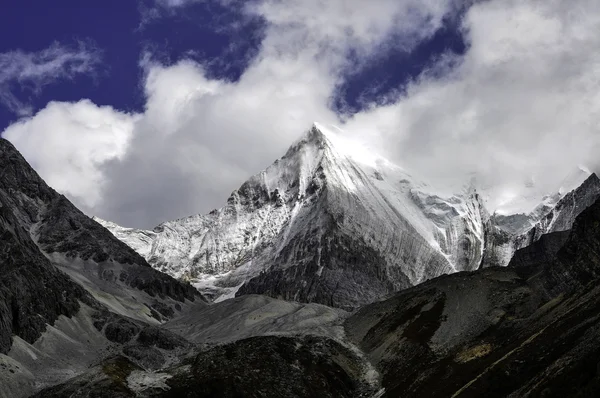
(0, 140), (146, 265)
(237, 206), (409, 310)
(0, 138), (200, 306)
(36, 335), (376, 398)
(0, 200), (93, 354)
(34, 356), (143, 398)
(164, 335), (375, 398)
(506, 230), (569, 269)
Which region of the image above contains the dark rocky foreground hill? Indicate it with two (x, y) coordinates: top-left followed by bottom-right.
(345, 196), (600, 397)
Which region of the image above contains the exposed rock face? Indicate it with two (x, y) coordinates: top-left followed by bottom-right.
(506, 230), (570, 269)
(0, 139), (145, 266)
(0, 199), (91, 354)
(0, 138), (202, 395)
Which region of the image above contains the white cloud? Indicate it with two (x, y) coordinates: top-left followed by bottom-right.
(3, 0), (454, 228)
(10, 0), (600, 227)
(2, 100), (138, 208)
(345, 0), (600, 212)
(0, 42), (101, 116)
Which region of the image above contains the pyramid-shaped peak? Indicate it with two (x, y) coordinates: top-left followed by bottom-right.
(311, 121), (333, 134)
(299, 122), (340, 144)
(301, 122), (359, 149)
(283, 122), (383, 170)
(284, 122), (334, 155)
(306, 122), (329, 141)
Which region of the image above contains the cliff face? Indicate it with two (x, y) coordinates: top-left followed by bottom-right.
(0, 197), (90, 354)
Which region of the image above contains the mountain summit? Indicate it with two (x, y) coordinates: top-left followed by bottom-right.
(98, 124), (491, 308)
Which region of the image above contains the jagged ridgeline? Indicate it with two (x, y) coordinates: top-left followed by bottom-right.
(99, 123), (600, 309)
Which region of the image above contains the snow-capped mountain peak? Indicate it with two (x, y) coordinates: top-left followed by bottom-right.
(95, 123), (600, 309)
(311, 122), (382, 168)
(97, 123), (492, 308)
(483, 166), (593, 217)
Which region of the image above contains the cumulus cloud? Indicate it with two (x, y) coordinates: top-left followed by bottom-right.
(4, 0), (454, 228)
(6, 0), (600, 227)
(2, 100), (138, 208)
(345, 0), (600, 212)
(0, 41), (101, 116)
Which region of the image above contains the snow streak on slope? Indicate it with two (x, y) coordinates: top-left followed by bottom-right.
(98, 123), (488, 308)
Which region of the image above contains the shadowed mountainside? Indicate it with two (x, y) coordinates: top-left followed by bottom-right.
(345, 197), (600, 397)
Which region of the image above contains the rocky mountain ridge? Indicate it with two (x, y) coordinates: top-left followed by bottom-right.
(97, 123), (600, 309)
(36, 174), (600, 398)
(98, 124), (491, 309)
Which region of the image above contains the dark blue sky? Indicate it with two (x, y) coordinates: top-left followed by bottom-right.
(0, 0), (467, 133)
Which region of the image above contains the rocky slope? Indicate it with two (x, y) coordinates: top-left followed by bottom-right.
(481, 173), (600, 268)
(0, 193), (91, 355)
(0, 138), (200, 321)
(0, 138), (202, 396)
(343, 194), (600, 397)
